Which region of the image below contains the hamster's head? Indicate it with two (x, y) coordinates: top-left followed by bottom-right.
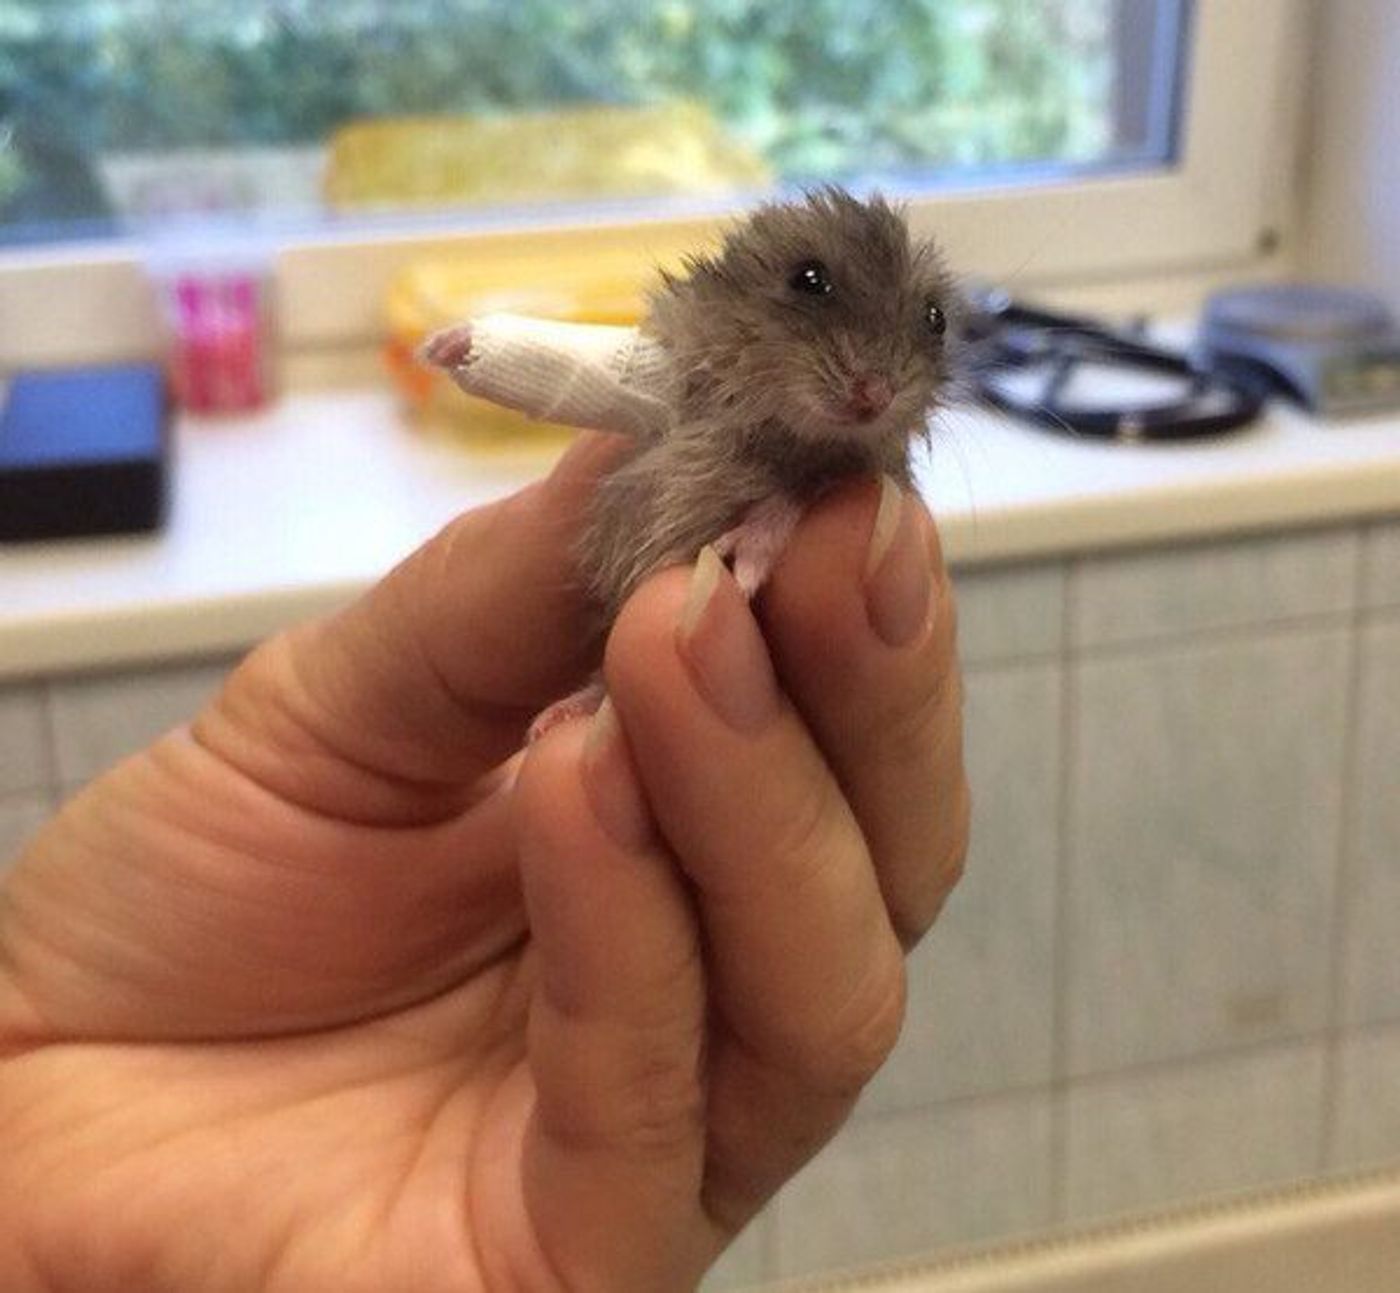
(646, 187), (959, 453)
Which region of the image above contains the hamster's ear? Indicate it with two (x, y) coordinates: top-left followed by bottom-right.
(670, 250), (730, 292)
(805, 182), (857, 211)
(867, 189), (911, 226)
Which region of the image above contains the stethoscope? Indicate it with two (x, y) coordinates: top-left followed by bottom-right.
(961, 286), (1269, 441)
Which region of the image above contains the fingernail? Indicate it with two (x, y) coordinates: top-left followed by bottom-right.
(581, 699), (654, 851)
(865, 476), (933, 648)
(677, 545), (781, 733)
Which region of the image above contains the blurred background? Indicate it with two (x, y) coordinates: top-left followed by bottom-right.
(0, 0), (1173, 241)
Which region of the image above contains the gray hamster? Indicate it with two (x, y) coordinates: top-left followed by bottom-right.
(580, 186), (958, 622)
(424, 188), (958, 734)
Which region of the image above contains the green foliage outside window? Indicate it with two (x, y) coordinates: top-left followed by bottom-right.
(0, 0), (1116, 237)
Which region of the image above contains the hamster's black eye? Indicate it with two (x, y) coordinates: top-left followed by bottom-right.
(789, 260), (833, 296)
(924, 302), (948, 337)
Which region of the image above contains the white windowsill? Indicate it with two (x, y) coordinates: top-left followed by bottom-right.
(3, 382), (1400, 682)
(771, 1167), (1400, 1293)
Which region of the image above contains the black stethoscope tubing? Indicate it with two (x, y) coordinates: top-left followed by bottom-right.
(964, 296), (1269, 441)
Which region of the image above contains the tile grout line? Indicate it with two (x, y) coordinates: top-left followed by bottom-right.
(1058, 1029), (1337, 1098)
(38, 676), (63, 805)
(755, 1209), (779, 1287)
(1317, 525), (1373, 1172)
(1069, 606), (1358, 662)
(961, 648), (1064, 674)
(958, 595), (1400, 675)
(1047, 555), (1079, 1226)
(1358, 603), (1400, 628)
(851, 1025), (1354, 1132)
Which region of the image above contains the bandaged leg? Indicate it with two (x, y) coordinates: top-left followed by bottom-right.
(420, 313), (673, 439)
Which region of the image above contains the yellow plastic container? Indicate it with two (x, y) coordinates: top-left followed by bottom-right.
(327, 102), (771, 211)
(366, 104), (765, 441)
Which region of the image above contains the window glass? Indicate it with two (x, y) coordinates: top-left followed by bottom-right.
(0, 0), (1189, 247)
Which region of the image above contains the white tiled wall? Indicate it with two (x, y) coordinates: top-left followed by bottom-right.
(1067, 629), (1348, 1074)
(952, 562), (1066, 664)
(1071, 528), (1358, 648)
(769, 523), (1392, 1286)
(0, 684), (52, 796)
(772, 1093), (1053, 1281)
(3, 521), (1398, 1290)
(703, 1217), (771, 1292)
(1362, 520), (1400, 608)
(1063, 1042), (1327, 1224)
(864, 662), (1060, 1110)
(1331, 1023), (1400, 1172)
(1343, 617), (1400, 1027)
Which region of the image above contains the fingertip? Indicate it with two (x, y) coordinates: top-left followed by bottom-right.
(802, 474), (887, 552)
(783, 476), (944, 582)
(515, 703), (658, 879)
(515, 717), (589, 845)
(602, 565), (695, 709)
(765, 478), (948, 658)
(761, 482), (880, 668)
(580, 699), (658, 854)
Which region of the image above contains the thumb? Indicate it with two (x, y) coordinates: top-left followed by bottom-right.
(195, 432), (626, 825)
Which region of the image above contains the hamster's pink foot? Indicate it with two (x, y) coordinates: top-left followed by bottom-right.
(419, 322), (474, 370)
(528, 679), (607, 743)
(714, 496), (805, 599)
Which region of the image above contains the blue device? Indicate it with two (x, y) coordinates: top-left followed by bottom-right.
(1198, 285), (1400, 416)
(0, 364), (170, 542)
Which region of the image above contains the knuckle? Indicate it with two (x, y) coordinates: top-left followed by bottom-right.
(941, 776), (973, 894)
(806, 953), (908, 1098)
(898, 773), (972, 945)
(892, 887), (943, 950)
(598, 1047), (708, 1160)
(880, 662), (955, 772)
(537, 947), (708, 1162)
(628, 1067), (708, 1155)
(708, 770), (846, 908)
(772, 778), (845, 879)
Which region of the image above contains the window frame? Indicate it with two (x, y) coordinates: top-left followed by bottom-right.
(0, 0), (1304, 373)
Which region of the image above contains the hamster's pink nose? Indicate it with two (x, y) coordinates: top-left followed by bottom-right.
(847, 374), (894, 422)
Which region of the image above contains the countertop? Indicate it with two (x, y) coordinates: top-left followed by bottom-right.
(4, 385), (1400, 680)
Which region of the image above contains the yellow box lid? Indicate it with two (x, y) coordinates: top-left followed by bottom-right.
(327, 101), (771, 212)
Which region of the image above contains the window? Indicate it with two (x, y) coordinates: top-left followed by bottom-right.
(0, 0), (1301, 370)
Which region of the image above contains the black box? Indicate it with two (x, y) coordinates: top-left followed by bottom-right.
(0, 365), (170, 542)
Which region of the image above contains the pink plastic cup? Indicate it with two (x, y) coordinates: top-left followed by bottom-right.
(149, 236), (277, 415)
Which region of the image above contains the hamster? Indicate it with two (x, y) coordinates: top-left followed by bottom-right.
(425, 187), (958, 732)
(585, 187), (957, 620)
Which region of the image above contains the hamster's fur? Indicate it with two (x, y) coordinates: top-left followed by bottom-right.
(580, 187), (958, 622)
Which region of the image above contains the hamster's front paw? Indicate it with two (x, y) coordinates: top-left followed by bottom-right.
(528, 679), (607, 743)
(419, 322), (475, 371)
(714, 496), (805, 599)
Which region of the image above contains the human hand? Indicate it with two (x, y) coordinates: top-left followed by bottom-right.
(0, 435), (969, 1293)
